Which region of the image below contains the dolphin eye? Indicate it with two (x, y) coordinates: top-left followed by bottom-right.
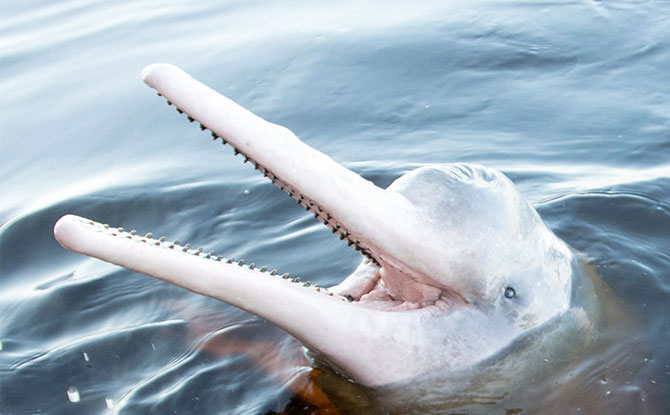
(504, 286), (516, 299)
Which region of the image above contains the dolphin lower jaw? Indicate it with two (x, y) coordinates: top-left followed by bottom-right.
(54, 215), (476, 386)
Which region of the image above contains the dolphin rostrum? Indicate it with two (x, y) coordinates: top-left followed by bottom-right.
(55, 64), (596, 389)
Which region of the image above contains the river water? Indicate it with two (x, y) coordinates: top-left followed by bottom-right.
(1, 1), (668, 414)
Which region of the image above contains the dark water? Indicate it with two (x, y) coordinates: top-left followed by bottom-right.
(1, 1), (669, 413)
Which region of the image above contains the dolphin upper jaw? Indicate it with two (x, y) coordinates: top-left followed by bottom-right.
(54, 63), (575, 387)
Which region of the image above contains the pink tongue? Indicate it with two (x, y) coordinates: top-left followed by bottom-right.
(378, 263), (443, 304)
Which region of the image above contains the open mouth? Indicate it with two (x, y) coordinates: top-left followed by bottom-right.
(57, 213), (465, 314)
(54, 63), (578, 388)
(54, 63), (504, 386)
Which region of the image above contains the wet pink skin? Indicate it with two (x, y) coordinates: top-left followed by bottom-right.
(54, 64), (575, 387)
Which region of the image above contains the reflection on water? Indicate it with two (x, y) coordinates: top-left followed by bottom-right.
(1, 1), (669, 414)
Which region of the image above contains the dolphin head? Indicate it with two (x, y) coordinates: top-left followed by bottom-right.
(55, 64), (574, 387)
(358, 163), (572, 324)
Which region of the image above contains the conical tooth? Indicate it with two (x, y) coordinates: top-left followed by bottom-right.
(270, 269), (277, 275)
(187, 116), (194, 122)
(237, 260), (245, 266)
(303, 281), (311, 287)
(130, 230), (137, 235)
(249, 263), (255, 270)
(145, 232), (152, 238)
(159, 236), (166, 242)
(199, 123), (206, 130)
(166, 100), (172, 106)
(173, 240), (180, 245)
(282, 273), (290, 279)
(260, 266), (268, 272)
(226, 258), (234, 264)
(177, 108), (183, 114)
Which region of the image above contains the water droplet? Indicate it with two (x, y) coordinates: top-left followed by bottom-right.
(67, 386), (81, 403)
(83, 352), (90, 362)
(0, 340), (3, 351)
(243, 189), (250, 195)
(105, 397), (114, 408)
(605, 390), (611, 396)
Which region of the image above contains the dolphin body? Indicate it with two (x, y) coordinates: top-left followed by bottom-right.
(54, 64), (619, 407)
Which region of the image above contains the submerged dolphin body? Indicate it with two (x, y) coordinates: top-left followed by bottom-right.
(55, 64), (599, 390)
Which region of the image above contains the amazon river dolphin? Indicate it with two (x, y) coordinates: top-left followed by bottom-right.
(54, 64), (624, 407)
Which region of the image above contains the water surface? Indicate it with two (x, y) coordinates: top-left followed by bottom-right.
(1, 1), (669, 413)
